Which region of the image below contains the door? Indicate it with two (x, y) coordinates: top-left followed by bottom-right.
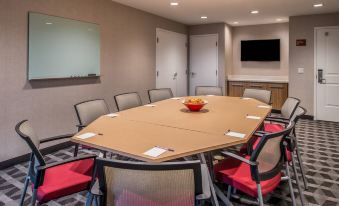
(156, 29), (187, 97)
(189, 34), (218, 95)
(315, 27), (339, 122)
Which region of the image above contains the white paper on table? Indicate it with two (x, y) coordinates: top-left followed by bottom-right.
(143, 147), (167, 157)
(144, 104), (156, 107)
(170, 97), (181, 100)
(225, 131), (246, 139)
(241, 97), (252, 100)
(106, 113), (119, 118)
(257, 105), (271, 109)
(77, 132), (96, 139)
(246, 115), (261, 120)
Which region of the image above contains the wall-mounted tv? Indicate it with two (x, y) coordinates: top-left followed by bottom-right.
(241, 39), (280, 61)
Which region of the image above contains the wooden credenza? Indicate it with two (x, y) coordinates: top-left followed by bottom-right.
(227, 80), (288, 110)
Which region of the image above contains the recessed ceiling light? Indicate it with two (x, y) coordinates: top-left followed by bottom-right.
(233, 21), (239, 24)
(45, 22), (53, 25)
(201, 16), (208, 19)
(250, 10), (259, 14)
(276, 18), (283, 22)
(170, 2), (179, 6)
(313, 3), (323, 7)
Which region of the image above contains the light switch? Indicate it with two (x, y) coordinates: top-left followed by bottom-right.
(297, 68), (304, 74)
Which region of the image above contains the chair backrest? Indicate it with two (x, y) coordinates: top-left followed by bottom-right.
(148, 88), (173, 103)
(195, 86), (223, 96)
(250, 122), (295, 182)
(281, 97), (300, 119)
(291, 106), (306, 123)
(95, 159), (202, 206)
(114, 92), (142, 111)
(74, 99), (109, 126)
(15, 120), (45, 167)
(243, 89), (271, 104)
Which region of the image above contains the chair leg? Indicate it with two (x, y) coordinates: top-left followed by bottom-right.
(30, 189), (38, 206)
(85, 192), (94, 206)
(256, 183), (264, 206)
(19, 177), (30, 206)
(285, 163), (297, 206)
(296, 147), (308, 190)
(74, 144), (79, 157)
(227, 186), (232, 200)
(291, 153), (306, 206)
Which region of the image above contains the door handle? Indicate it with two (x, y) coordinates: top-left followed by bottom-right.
(191, 72), (196, 77)
(173, 72), (177, 80)
(318, 69), (326, 84)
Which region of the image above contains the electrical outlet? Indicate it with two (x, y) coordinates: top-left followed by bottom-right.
(297, 68), (304, 74)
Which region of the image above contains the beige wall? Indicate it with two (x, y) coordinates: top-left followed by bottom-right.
(189, 23), (233, 94)
(0, 0), (187, 162)
(231, 23), (289, 76)
(289, 13), (339, 115)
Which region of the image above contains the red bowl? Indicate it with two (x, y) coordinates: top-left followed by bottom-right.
(183, 100), (208, 111)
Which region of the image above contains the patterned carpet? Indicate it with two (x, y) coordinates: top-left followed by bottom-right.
(1, 119), (339, 206)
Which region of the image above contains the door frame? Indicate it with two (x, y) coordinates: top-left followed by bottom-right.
(314, 26), (339, 120)
(189, 33), (219, 95)
(155, 28), (188, 95)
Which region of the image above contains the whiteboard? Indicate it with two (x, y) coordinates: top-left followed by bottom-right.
(28, 12), (100, 80)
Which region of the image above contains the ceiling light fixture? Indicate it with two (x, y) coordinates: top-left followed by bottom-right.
(250, 10), (259, 14)
(233, 21), (239, 24)
(276, 18), (283, 22)
(45, 22), (53, 25)
(170, 2), (179, 6)
(201, 16), (208, 19)
(313, 3), (323, 7)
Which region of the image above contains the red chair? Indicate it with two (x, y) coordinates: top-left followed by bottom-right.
(15, 120), (96, 206)
(214, 122), (296, 206)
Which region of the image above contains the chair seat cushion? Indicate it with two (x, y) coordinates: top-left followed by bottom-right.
(36, 158), (94, 203)
(264, 123), (284, 133)
(214, 156), (281, 198)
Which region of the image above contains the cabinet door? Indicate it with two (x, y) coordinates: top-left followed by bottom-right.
(228, 81), (245, 97)
(268, 83), (288, 109)
(247, 82), (266, 90)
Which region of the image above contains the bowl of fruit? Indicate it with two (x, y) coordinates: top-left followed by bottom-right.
(183, 97), (208, 111)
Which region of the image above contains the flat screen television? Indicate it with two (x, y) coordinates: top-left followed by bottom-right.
(241, 39), (280, 61)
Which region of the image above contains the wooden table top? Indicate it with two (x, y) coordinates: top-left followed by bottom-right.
(72, 96), (271, 162)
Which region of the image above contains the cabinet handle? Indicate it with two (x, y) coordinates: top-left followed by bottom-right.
(250, 85), (263, 88)
(231, 83), (243, 86)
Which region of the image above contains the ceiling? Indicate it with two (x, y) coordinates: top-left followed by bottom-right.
(112, 0), (339, 26)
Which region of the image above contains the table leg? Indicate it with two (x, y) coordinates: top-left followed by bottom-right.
(198, 153), (233, 206)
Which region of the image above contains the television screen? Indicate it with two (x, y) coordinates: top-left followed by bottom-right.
(241, 39), (280, 61)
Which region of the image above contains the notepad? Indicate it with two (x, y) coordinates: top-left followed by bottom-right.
(171, 97), (181, 100)
(257, 105), (271, 109)
(106, 113), (119, 118)
(241, 97), (252, 100)
(143, 147), (167, 157)
(225, 131), (246, 139)
(144, 104), (156, 107)
(246, 115), (261, 120)
(77, 132), (96, 139)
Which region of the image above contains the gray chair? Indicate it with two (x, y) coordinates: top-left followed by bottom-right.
(87, 159), (211, 206)
(74, 99), (110, 156)
(114, 92), (142, 111)
(148, 88), (173, 103)
(15, 120), (96, 206)
(243, 88), (271, 104)
(195, 86), (223, 96)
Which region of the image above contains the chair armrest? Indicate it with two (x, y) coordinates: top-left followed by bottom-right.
(76, 124), (87, 129)
(265, 116), (289, 123)
(40, 134), (75, 144)
(196, 164), (211, 201)
(221, 151), (257, 166)
(254, 131), (269, 137)
(36, 155), (96, 171)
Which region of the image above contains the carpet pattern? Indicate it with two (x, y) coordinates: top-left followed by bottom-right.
(1, 119), (339, 206)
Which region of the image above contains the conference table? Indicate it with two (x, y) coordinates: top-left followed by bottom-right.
(71, 96), (271, 206)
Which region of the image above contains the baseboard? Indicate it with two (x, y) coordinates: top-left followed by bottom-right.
(0, 141), (75, 170)
(301, 115), (314, 120)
